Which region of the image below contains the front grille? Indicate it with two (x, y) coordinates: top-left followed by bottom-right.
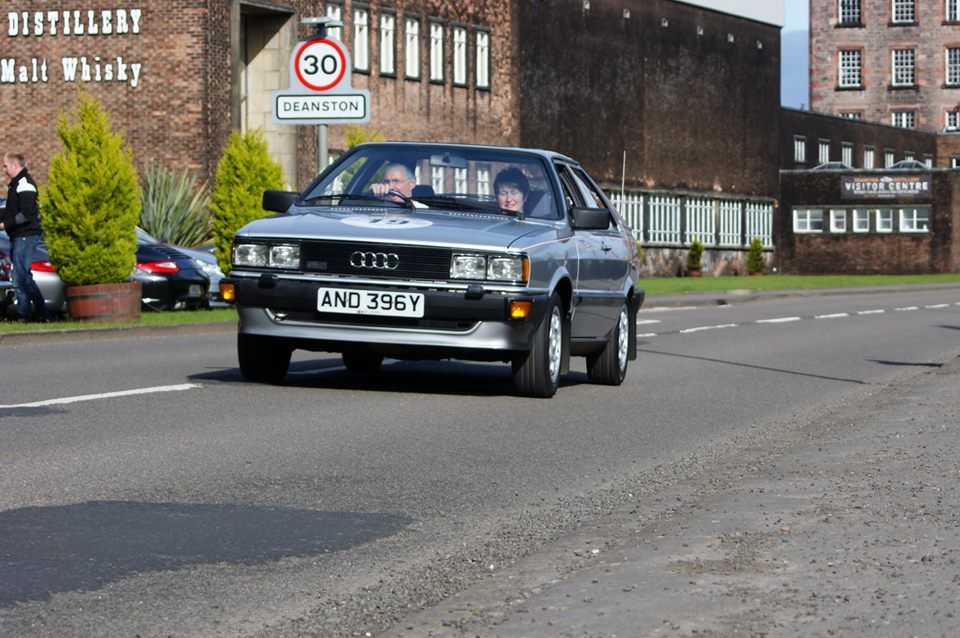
(300, 240), (452, 280)
(275, 310), (476, 331)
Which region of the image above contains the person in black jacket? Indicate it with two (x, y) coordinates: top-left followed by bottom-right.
(2, 152), (50, 321)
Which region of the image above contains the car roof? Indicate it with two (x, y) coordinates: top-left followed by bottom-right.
(350, 141), (579, 165)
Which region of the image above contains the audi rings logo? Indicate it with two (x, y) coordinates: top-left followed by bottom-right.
(350, 251), (400, 270)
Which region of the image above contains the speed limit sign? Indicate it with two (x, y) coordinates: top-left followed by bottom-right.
(294, 38), (347, 91)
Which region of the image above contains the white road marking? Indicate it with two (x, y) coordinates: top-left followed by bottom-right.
(0, 383), (201, 409)
(895, 306), (919, 311)
(680, 324), (738, 334)
(637, 333), (658, 338)
(636, 319), (662, 325)
(815, 313), (849, 319)
(858, 309), (885, 315)
(642, 306), (696, 312)
(925, 304), (950, 309)
(756, 317), (801, 324)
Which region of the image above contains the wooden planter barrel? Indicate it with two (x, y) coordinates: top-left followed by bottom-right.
(65, 281), (142, 322)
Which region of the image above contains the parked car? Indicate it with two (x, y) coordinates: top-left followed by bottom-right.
(0, 228), (211, 317)
(170, 243), (227, 307)
(223, 142), (644, 398)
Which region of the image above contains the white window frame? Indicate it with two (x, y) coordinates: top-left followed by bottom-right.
(876, 208), (894, 232)
(452, 26), (467, 85)
(953, 156), (960, 169)
(794, 135), (806, 163)
(431, 166), (444, 192)
(830, 209), (847, 233)
(892, 111), (916, 129)
(353, 7), (369, 72)
(429, 21), (444, 82)
(924, 155), (934, 167)
(819, 139), (831, 163)
(405, 17), (420, 79)
(947, 110), (960, 131)
(839, 49), (862, 87)
(950, 0), (960, 21)
(842, 142), (854, 166)
(885, 149), (895, 167)
(325, 3), (342, 41)
(379, 13), (396, 75)
(948, 48), (960, 85)
(899, 207), (930, 232)
(476, 167), (490, 196)
(454, 167), (467, 193)
(853, 208), (870, 232)
(475, 29), (490, 89)
(864, 146), (875, 168)
(793, 208), (825, 233)
(892, 49), (915, 86)
(892, 0), (916, 22)
(839, 0), (862, 24)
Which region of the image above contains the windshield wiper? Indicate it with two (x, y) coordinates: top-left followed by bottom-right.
(412, 195), (507, 214)
(300, 193), (411, 209)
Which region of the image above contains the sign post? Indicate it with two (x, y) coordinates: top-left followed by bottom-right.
(272, 17), (371, 173)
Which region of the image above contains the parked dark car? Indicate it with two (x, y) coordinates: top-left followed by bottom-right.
(224, 142), (643, 398)
(1, 228), (210, 317)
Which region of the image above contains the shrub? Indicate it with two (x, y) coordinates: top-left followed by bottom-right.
(686, 238), (704, 273)
(41, 91), (140, 286)
(748, 237), (765, 274)
(210, 128), (285, 273)
(140, 165), (212, 247)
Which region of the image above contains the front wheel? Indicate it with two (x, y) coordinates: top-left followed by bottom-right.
(587, 301), (629, 385)
(512, 293), (564, 398)
(238, 334), (291, 384)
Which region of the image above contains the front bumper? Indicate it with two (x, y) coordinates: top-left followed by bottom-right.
(228, 275), (550, 357)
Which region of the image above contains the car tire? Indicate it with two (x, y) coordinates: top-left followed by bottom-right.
(342, 351), (384, 372)
(587, 301), (629, 385)
(512, 293), (564, 398)
(238, 334), (291, 384)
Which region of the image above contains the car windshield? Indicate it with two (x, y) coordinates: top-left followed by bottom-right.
(300, 145), (560, 219)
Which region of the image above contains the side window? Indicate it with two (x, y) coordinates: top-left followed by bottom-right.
(555, 164), (581, 210)
(570, 167), (607, 210)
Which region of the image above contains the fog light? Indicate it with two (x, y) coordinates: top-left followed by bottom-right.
(219, 281), (236, 303)
(510, 300), (533, 319)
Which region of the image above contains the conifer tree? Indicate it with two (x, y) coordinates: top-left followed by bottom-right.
(41, 91), (140, 285)
(210, 128), (285, 273)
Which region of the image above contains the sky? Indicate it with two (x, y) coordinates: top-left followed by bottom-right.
(781, 1), (810, 108)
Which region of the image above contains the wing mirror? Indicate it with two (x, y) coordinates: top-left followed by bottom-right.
(569, 206), (612, 230)
(262, 189), (300, 213)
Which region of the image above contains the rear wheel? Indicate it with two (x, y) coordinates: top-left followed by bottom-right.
(238, 334), (291, 384)
(587, 301), (629, 385)
(342, 351), (384, 372)
(512, 293), (564, 398)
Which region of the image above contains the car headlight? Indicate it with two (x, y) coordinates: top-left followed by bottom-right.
(269, 244), (300, 268)
(233, 243), (267, 267)
(194, 259), (223, 278)
(450, 253), (527, 282)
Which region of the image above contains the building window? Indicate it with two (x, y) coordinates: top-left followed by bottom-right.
(794, 135), (807, 162)
(404, 17), (420, 79)
(864, 146), (875, 168)
(475, 30), (490, 89)
(885, 149), (895, 166)
(904, 151), (915, 160)
(892, 0), (916, 22)
(429, 21), (444, 82)
(876, 208), (894, 231)
(842, 142), (854, 166)
(839, 0), (862, 24)
(853, 208), (870, 232)
(924, 154), (934, 167)
(819, 139), (831, 163)
(953, 155), (960, 168)
(841, 111), (863, 119)
(476, 167), (490, 195)
(949, 0), (960, 21)
(892, 49), (915, 86)
(454, 167), (467, 193)
(830, 209), (847, 232)
(325, 3), (342, 41)
(899, 206), (931, 232)
(892, 110), (916, 128)
(948, 48), (960, 85)
(380, 13), (396, 75)
(353, 8), (369, 72)
(794, 209), (824, 233)
(431, 166), (444, 192)
(453, 27), (467, 86)
(947, 110), (960, 130)
(839, 50), (862, 87)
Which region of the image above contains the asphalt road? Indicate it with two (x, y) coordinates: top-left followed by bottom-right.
(1, 286), (959, 636)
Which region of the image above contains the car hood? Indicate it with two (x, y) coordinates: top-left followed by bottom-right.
(236, 208), (554, 251)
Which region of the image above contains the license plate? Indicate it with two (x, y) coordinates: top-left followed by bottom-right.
(317, 287), (425, 318)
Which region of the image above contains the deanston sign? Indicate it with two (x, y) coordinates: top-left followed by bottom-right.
(841, 174), (932, 201)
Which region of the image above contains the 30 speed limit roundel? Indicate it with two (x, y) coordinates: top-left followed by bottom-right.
(294, 38), (347, 91)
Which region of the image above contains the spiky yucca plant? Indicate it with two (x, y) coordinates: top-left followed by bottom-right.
(210, 129), (284, 273)
(140, 165), (212, 247)
(41, 91), (140, 286)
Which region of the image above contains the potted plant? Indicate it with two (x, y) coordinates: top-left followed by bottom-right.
(747, 237), (765, 275)
(686, 238), (704, 276)
(41, 91), (142, 321)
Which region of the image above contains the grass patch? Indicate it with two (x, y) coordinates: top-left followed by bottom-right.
(640, 273), (960, 296)
(0, 308), (236, 333)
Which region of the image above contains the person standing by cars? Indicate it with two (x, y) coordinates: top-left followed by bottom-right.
(2, 152), (50, 322)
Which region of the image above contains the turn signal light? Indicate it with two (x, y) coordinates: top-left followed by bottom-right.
(219, 281), (236, 303)
(510, 300), (533, 320)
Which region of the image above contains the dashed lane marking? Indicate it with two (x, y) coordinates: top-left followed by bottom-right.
(0, 383), (201, 409)
(680, 324), (739, 334)
(858, 309), (886, 315)
(756, 317), (802, 324)
(815, 313), (849, 319)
